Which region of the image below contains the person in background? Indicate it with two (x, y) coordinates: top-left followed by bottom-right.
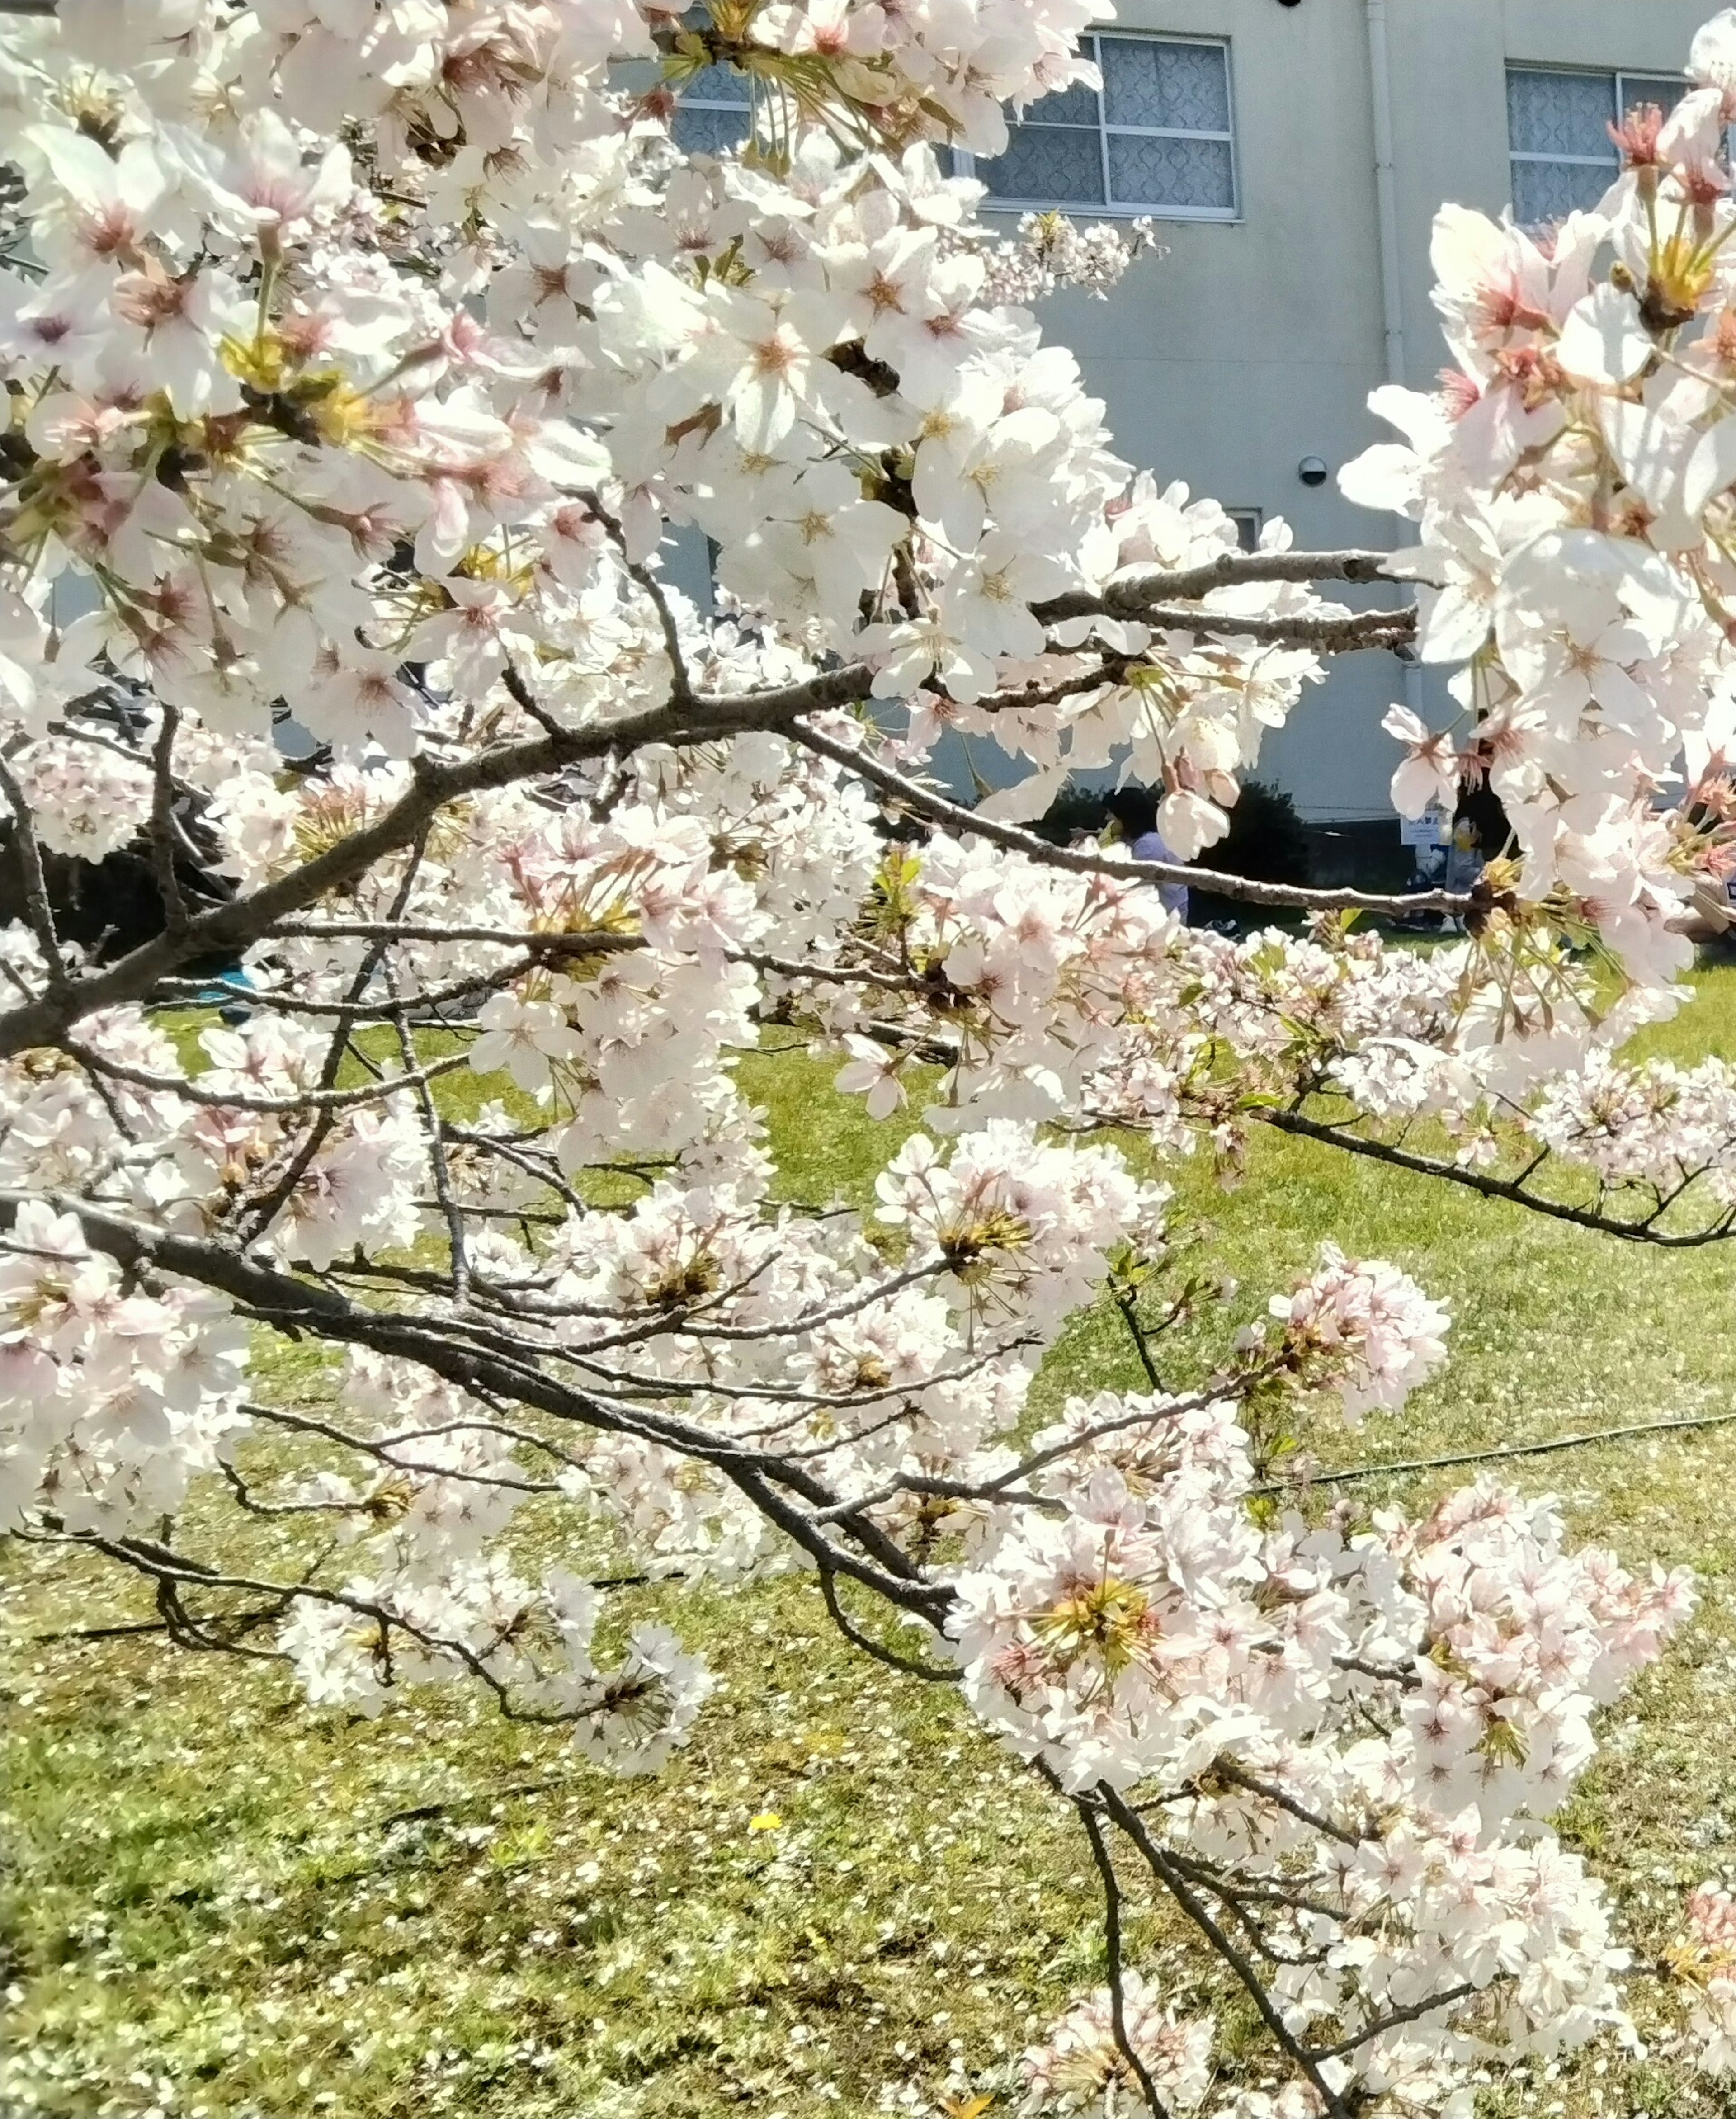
(1444, 816), (1485, 896)
(1441, 816), (1486, 935)
(1103, 786), (1189, 923)
(1396, 830), (1449, 934)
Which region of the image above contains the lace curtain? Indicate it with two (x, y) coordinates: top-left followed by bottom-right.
(1507, 68), (1689, 231)
(673, 55), (750, 155)
(1507, 67), (1618, 160)
(976, 36), (1236, 214)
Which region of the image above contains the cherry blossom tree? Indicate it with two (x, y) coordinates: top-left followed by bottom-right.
(7, 0), (1736, 2107)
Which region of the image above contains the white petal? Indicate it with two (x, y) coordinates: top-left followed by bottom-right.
(1338, 443), (1423, 519)
(1556, 284), (1653, 388)
(1684, 416), (1736, 519)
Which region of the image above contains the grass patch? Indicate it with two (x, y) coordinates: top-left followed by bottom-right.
(9, 973), (1736, 2115)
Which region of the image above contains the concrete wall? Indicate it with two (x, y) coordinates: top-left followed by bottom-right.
(998, 0), (1713, 820)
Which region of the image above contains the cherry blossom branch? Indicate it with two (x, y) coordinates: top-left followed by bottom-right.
(146, 706), (188, 934)
(4, 1194), (953, 1619)
(0, 753), (67, 988)
(0, 671), (873, 1057)
(441, 1124), (594, 1221)
(57, 1530), (586, 1722)
(1257, 1405), (1736, 1495)
(238, 927), (921, 1003)
(1112, 1277), (1165, 1390)
(228, 840), (429, 1245)
(1304, 1982), (1479, 2065)
(1113, 605), (1415, 651)
(1143, 1842), (1334, 1968)
(151, 963), (545, 1020)
(571, 487), (697, 709)
(1031, 549), (1406, 624)
(238, 1399), (578, 1489)
(498, 659), (574, 740)
(1098, 1786), (1360, 2119)
(268, 920), (646, 953)
(790, 721), (1472, 916)
(735, 948), (928, 991)
(1202, 1759), (1364, 1849)
(1078, 1798), (1175, 2119)
(65, 1040), (472, 1114)
(814, 1568), (958, 1682)
(1148, 1841), (1345, 1935)
(1253, 1106), (1736, 1247)
(384, 972), (472, 1303)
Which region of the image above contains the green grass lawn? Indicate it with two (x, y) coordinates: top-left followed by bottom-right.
(11, 971), (1736, 2117)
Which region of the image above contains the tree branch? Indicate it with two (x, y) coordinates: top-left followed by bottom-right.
(146, 706), (188, 934)
(1304, 1982), (1478, 2064)
(1032, 548), (1406, 624)
(1099, 1787), (1360, 2119)
(0, 754), (68, 988)
(1078, 1796), (1174, 2119)
(1256, 1406), (1736, 1496)
(4, 1194), (953, 1621)
(791, 722), (1471, 917)
(1252, 1106), (1736, 1248)
(1117, 605), (1414, 651)
(0, 670), (870, 1057)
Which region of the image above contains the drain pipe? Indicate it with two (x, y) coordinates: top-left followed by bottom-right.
(1364, 0), (1424, 713)
(1366, 0), (1407, 387)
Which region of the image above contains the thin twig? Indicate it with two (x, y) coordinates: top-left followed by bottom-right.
(1304, 1981), (1477, 2064)
(0, 754), (67, 987)
(1257, 1406), (1736, 1496)
(815, 1569), (958, 1682)
(1119, 605), (1414, 651)
(1078, 1797), (1174, 2119)
(147, 706), (188, 933)
(235, 832), (433, 1243)
(1252, 1106), (1736, 1249)
(28, 1618), (170, 1644)
(1100, 1789), (1359, 2119)
(1202, 1759), (1362, 1848)
(1113, 1282), (1164, 1390)
(66, 1040), (471, 1114)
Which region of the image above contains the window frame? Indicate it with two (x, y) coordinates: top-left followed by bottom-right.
(955, 31), (1241, 225)
(1227, 508), (1263, 553)
(1505, 62), (1688, 222)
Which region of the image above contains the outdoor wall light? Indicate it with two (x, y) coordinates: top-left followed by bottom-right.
(1297, 456), (1330, 486)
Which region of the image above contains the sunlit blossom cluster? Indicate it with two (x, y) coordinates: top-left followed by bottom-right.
(980, 209), (1162, 310)
(6, 0), (1736, 2106)
(1343, 5), (1736, 988)
(1677, 1882), (1736, 2075)
(1020, 1973), (1214, 2117)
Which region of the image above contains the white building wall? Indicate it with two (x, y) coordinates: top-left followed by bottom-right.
(1001, 0), (1714, 820)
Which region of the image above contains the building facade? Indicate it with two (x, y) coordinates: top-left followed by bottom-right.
(976, 0), (1714, 825)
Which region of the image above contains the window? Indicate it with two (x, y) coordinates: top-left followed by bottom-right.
(668, 30), (1236, 217)
(671, 53), (751, 155)
(1227, 508), (1262, 553)
(968, 35), (1237, 219)
(1507, 65), (1686, 227)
